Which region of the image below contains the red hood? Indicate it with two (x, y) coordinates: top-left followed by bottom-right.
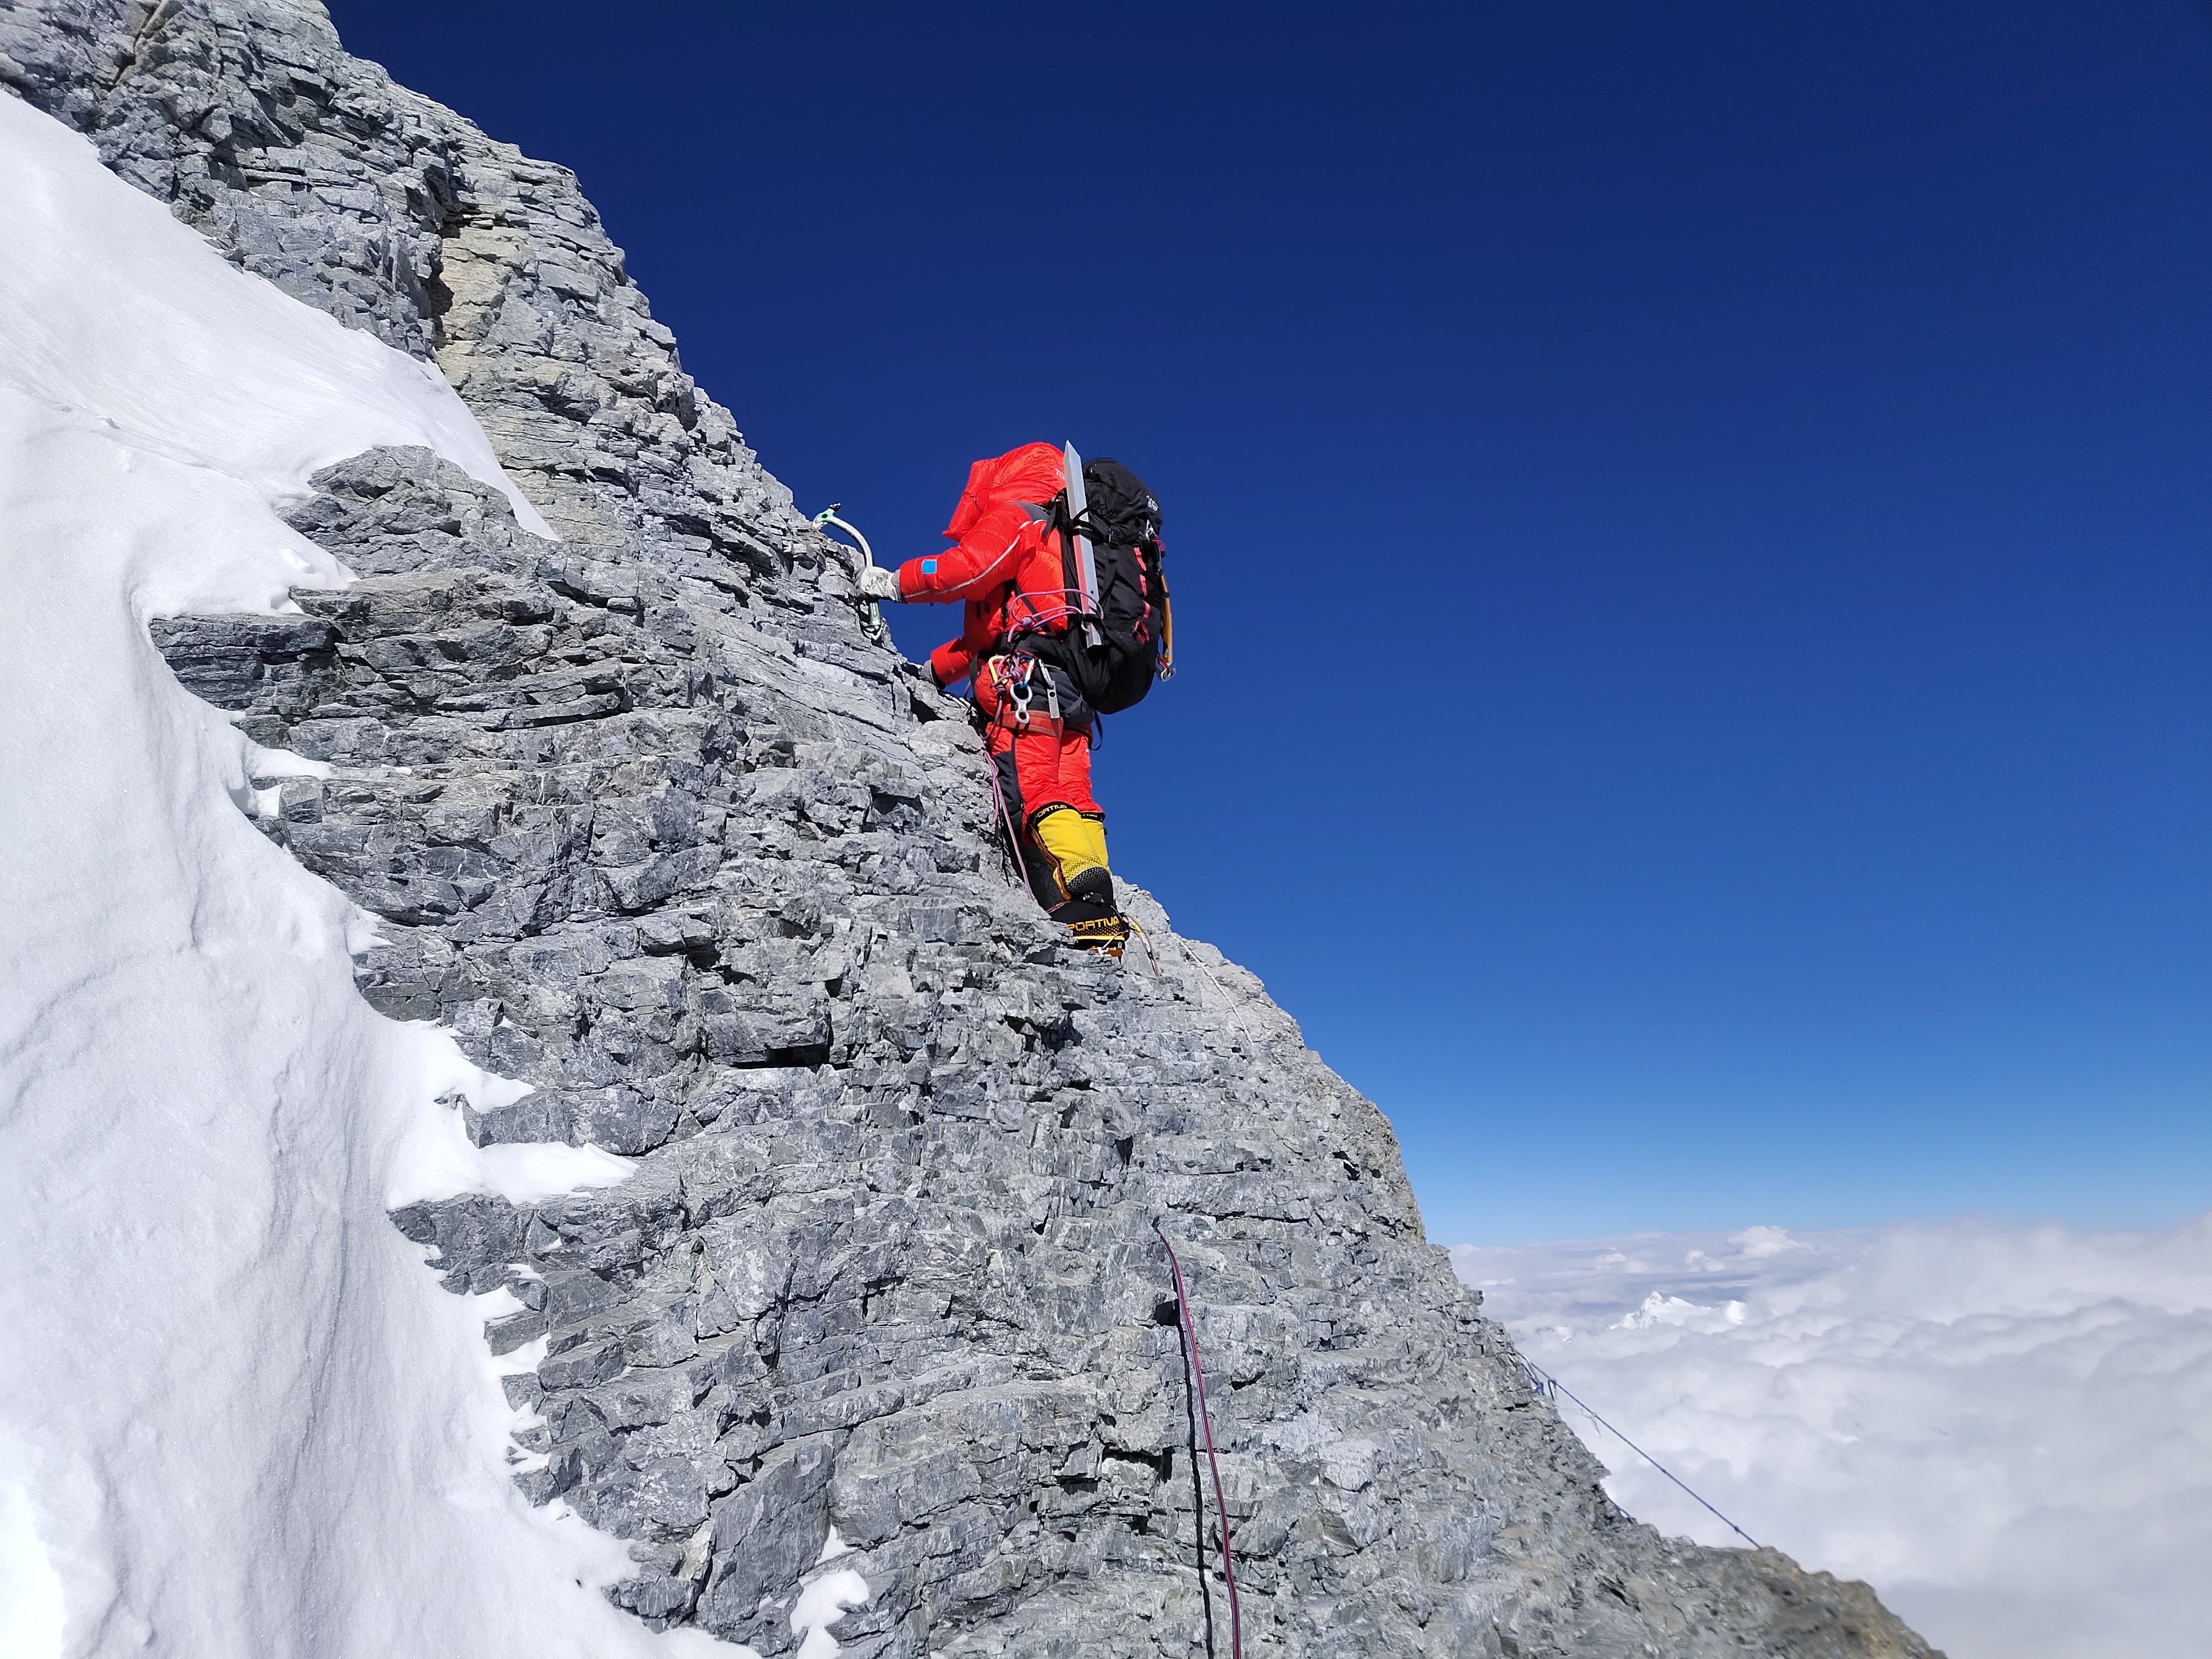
(944, 442), (1065, 540)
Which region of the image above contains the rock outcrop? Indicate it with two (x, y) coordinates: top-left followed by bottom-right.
(3, 3), (1939, 1655)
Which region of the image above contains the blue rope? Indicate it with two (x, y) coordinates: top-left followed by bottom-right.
(1520, 1358), (1763, 1549)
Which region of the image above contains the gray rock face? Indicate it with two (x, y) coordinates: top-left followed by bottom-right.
(11, 4), (1939, 1655)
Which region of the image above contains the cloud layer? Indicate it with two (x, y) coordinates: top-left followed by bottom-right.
(1452, 1214), (2212, 1659)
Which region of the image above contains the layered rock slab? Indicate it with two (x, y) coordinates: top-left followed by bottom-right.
(8, 1), (1939, 1654)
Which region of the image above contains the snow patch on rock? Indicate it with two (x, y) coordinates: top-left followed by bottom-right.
(0, 90), (725, 1659)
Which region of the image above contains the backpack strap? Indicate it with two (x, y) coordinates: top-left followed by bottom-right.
(1037, 494), (1085, 637)
(990, 502), (1083, 645)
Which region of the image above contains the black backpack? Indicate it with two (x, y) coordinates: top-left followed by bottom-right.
(1034, 458), (1173, 715)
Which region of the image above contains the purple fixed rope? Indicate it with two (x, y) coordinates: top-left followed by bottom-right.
(1154, 1219), (1243, 1658)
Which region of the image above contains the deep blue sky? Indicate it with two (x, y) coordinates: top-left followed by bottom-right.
(330, 1), (2210, 1244)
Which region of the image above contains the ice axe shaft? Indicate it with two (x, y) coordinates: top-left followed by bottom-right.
(812, 503), (884, 635)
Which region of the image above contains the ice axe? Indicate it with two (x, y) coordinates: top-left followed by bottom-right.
(812, 503), (887, 638)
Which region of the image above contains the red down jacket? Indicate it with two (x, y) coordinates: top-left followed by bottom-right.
(895, 442), (1075, 689)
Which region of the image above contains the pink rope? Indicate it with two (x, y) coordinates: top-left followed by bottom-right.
(1155, 1220), (1243, 1657)
(998, 585), (1084, 635)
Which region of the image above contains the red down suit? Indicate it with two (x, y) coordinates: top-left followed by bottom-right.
(895, 443), (1115, 922)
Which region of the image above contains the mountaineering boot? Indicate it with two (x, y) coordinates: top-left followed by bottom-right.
(1059, 865), (1118, 917)
(1049, 866), (1129, 955)
(1065, 913), (1131, 957)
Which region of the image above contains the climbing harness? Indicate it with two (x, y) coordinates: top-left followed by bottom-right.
(1155, 1220), (1243, 1659)
(1518, 1358), (1762, 1549)
(986, 651), (1053, 731)
(811, 504), (888, 640)
(979, 651), (1081, 740)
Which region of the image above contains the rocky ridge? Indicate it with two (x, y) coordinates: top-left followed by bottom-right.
(3, 3), (1939, 1655)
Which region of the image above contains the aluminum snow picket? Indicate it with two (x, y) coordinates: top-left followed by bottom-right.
(1064, 441), (1105, 647)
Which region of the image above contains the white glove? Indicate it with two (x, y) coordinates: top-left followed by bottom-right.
(856, 563), (902, 602)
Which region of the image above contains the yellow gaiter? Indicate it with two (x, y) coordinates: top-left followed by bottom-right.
(1031, 808), (1108, 886)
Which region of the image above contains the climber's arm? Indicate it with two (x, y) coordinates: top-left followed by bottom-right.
(895, 502), (1034, 603)
(928, 636), (978, 690)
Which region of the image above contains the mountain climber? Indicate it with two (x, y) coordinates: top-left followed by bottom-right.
(857, 442), (1169, 956)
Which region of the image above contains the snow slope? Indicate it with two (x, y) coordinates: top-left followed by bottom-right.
(1454, 1214), (2212, 1659)
(0, 89), (772, 1658)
